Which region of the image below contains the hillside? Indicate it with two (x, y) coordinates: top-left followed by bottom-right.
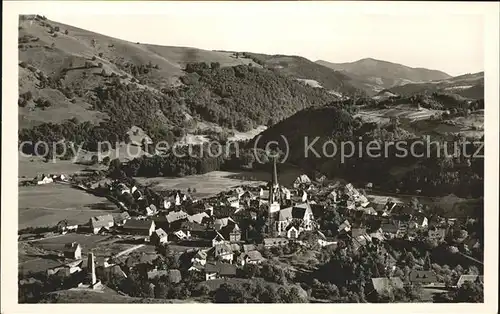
(316, 58), (451, 94)
(242, 53), (364, 96)
(387, 72), (484, 100)
(249, 102), (483, 198)
(18, 15), (340, 156)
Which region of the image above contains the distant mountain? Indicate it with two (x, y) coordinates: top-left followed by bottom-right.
(316, 58), (451, 95)
(243, 53), (364, 96)
(388, 72), (484, 100)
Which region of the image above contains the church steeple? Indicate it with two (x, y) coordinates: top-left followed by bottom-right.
(271, 156), (279, 188)
(268, 157), (281, 214)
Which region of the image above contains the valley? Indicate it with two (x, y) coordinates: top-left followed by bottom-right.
(16, 14), (485, 305)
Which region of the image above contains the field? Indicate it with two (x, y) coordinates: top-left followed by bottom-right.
(19, 233), (149, 274)
(135, 168), (306, 198)
(18, 183), (119, 229)
(356, 104), (442, 124)
(44, 287), (202, 303)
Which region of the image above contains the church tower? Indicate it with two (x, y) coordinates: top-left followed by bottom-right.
(268, 157), (281, 213)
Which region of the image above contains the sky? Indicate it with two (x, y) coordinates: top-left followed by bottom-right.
(44, 11), (484, 77)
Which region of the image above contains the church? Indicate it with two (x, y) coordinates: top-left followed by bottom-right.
(265, 158), (315, 239)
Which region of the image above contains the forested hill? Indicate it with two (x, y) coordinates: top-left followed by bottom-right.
(242, 53), (363, 96)
(18, 15), (346, 155)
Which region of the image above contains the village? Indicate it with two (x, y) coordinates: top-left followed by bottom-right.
(18, 158), (484, 303)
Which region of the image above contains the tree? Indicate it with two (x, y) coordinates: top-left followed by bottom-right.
(102, 156), (111, 166)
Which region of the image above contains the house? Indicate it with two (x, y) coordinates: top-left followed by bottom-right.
(113, 212), (131, 226)
(122, 219), (155, 236)
(202, 203), (214, 216)
(53, 174), (68, 182)
(178, 221), (208, 238)
(225, 196), (240, 209)
(172, 230), (190, 241)
(144, 204), (157, 216)
(90, 214), (114, 234)
(147, 269), (169, 280)
(166, 210), (189, 224)
(164, 193), (182, 208)
(240, 250), (265, 266)
(241, 190), (257, 203)
(276, 203), (314, 236)
(151, 228), (168, 246)
(338, 220), (352, 233)
(211, 231), (226, 247)
(116, 183), (130, 195)
(204, 262), (237, 281)
(368, 277), (404, 298)
(409, 216), (429, 229)
(456, 275), (484, 288)
(163, 199), (172, 210)
(242, 244), (257, 253)
(34, 174), (53, 185)
(214, 217), (236, 231)
(428, 228), (447, 241)
(191, 250), (208, 266)
(285, 225), (300, 239)
(96, 256), (114, 268)
(293, 174), (312, 189)
(187, 212), (209, 224)
(219, 223), (241, 242)
(318, 238), (338, 247)
(409, 270), (438, 285)
(264, 238), (290, 248)
(210, 243), (234, 263)
(63, 242), (82, 260)
(57, 219), (79, 234)
(363, 206), (378, 216)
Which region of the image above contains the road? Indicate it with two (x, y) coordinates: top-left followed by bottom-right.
(114, 244), (145, 258)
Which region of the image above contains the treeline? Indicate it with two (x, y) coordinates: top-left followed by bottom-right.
(180, 62), (336, 130)
(19, 60), (341, 156)
(115, 145), (271, 178)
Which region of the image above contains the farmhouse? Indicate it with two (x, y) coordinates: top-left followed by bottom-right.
(225, 196), (240, 209)
(219, 223), (241, 242)
(90, 214), (114, 234)
(428, 228), (447, 241)
(409, 270), (438, 285)
(240, 250), (265, 265)
(63, 242), (82, 260)
(204, 262), (237, 281)
(122, 219), (156, 236)
(166, 210), (189, 224)
(209, 243), (234, 263)
(367, 277), (404, 299)
(57, 219), (79, 234)
(456, 275), (484, 288)
(113, 212), (131, 226)
(263, 238), (290, 248)
(151, 228), (168, 245)
(187, 212), (210, 224)
(33, 174), (53, 185)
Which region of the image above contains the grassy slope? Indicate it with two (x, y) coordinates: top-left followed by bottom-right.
(388, 72), (484, 99)
(18, 16), (260, 128)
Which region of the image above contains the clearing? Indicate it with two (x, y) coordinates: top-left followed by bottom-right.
(18, 183), (119, 229)
(135, 168), (305, 198)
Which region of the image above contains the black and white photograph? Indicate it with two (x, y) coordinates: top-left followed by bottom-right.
(2, 1), (499, 311)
